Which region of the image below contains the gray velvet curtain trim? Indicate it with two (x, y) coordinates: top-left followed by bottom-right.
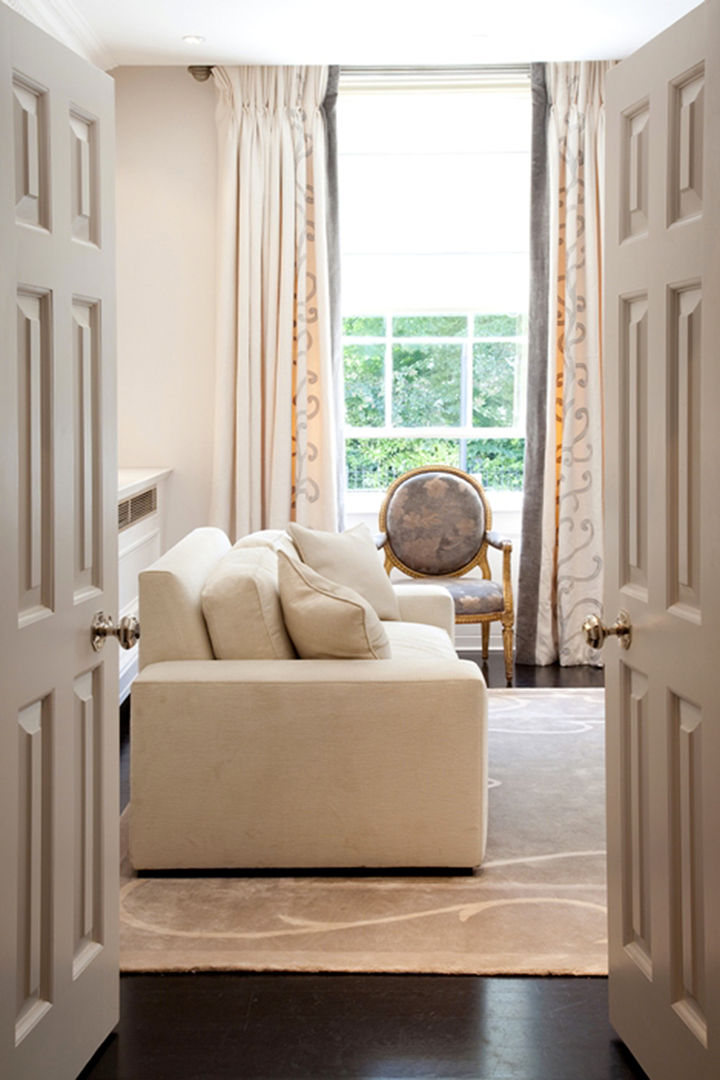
(322, 65), (346, 530)
(515, 63), (550, 665)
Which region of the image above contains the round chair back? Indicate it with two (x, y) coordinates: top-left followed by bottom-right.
(382, 467), (490, 576)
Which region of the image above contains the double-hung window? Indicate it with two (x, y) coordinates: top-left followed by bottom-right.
(338, 68), (531, 494)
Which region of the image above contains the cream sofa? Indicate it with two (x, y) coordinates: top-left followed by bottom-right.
(130, 526), (488, 870)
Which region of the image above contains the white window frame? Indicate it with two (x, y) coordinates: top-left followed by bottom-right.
(339, 66), (531, 493)
(344, 311), (527, 471)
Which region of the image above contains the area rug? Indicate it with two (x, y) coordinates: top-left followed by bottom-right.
(119, 687), (607, 975)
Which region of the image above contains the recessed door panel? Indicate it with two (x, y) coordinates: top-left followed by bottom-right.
(73, 299), (100, 600)
(670, 695), (706, 1047)
(16, 698), (52, 1044)
(668, 285), (702, 614)
(621, 102), (649, 240)
(669, 65), (704, 224)
(16, 289), (52, 623)
(620, 296), (648, 595)
(620, 666), (652, 977)
(73, 670), (103, 977)
(70, 109), (97, 244)
(12, 74), (48, 230)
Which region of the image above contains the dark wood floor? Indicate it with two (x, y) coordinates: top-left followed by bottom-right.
(91, 654), (649, 1080)
(459, 652), (606, 690)
(80, 972), (647, 1080)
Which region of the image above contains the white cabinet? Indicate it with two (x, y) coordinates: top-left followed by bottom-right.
(118, 467), (171, 702)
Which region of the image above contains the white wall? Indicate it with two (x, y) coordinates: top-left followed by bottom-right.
(114, 67), (217, 549)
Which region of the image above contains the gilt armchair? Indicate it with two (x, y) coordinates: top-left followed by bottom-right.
(378, 464), (514, 683)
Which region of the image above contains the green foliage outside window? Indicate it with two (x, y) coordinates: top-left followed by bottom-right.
(342, 312), (526, 492)
(392, 344), (462, 426)
(344, 344), (385, 426)
(466, 438), (525, 489)
(474, 314), (522, 337)
(342, 316), (386, 336)
(392, 315), (467, 337)
(473, 342), (517, 427)
(346, 438), (525, 492)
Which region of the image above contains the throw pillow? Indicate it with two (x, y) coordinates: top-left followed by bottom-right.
(286, 521), (400, 620)
(277, 550), (391, 660)
(201, 547), (296, 660)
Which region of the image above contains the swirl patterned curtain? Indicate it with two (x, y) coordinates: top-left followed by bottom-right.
(517, 62), (611, 666)
(210, 66), (341, 538)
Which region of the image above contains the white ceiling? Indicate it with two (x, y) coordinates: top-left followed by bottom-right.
(8, 0), (702, 71)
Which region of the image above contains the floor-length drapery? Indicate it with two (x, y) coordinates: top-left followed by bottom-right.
(517, 62), (610, 666)
(211, 66), (340, 539)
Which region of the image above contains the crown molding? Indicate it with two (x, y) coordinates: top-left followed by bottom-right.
(4, 0), (118, 70)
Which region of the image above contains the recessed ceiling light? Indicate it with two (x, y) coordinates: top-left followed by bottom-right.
(182, 34), (206, 45)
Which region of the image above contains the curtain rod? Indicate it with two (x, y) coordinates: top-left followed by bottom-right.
(340, 64), (531, 77)
(189, 63), (531, 83)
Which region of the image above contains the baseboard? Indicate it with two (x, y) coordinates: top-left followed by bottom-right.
(453, 624), (503, 651)
(119, 647), (138, 705)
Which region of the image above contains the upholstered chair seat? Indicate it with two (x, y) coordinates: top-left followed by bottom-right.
(378, 465), (515, 682)
(403, 576), (505, 616)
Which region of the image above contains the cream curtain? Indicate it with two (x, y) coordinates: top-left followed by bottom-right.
(211, 66), (339, 539)
(517, 62), (610, 665)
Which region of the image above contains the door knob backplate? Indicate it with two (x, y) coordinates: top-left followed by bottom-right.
(91, 612), (141, 652)
(583, 610), (632, 650)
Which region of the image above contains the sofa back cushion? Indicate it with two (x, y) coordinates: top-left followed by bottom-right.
(287, 521), (400, 620)
(138, 527), (231, 669)
(277, 551), (391, 660)
(201, 547), (296, 660)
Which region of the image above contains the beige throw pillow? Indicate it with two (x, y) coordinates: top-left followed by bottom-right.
(201, 547), (296, 660)
(286, 521), (400, 620)
(277, 551), (391, 660)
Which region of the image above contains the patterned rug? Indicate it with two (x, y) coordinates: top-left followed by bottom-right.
(119, 688), (607, 974)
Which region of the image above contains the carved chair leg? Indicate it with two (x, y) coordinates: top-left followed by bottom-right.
(481, 622), (490, 659)
(502, 620), (514, 684)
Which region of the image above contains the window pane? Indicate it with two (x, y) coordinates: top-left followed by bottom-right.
(474, 314), (522, 337)
(393, 315), (467, 338)
(466, 438), (525, 491)
(343, 315), (386, 336)
(344, 344), (385, 426)
(473, 342), (518, 427)
(393, 344), (462, 426)
(346, 438), (460, 490)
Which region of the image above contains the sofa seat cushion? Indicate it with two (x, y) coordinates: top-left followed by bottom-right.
(201, 547), (296, 660)
(287, 521), (400, 621)
(278, 550), (391, 660)
(383, 621), (458, 661)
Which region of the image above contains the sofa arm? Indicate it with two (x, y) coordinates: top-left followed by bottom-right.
(130, 658), (487, 870)
(392, 583), (455, 642)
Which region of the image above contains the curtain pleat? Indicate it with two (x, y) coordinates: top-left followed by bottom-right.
(517, 61), (610, 666)
(211, 66), (340, 539)
(321, 67), (345, 530)
(516, 64), (550, 664)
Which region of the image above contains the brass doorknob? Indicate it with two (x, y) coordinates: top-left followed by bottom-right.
(582, 610), (632, 650)
(91, 612), (141, 652)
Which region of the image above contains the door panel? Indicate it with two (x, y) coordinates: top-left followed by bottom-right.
(604, 2), (720, 1077)
(0, 6), (119, 1078)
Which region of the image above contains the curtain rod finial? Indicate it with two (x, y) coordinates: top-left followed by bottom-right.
(188, 65), (213, 82)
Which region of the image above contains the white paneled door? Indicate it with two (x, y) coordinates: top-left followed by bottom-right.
(602, 2), (720, 1078)
(0, 7), (119, 1079)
